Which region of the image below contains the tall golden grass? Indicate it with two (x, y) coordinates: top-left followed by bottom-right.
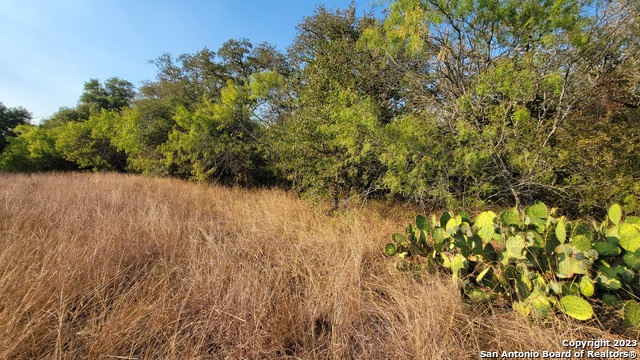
(0, 172), (630, 359)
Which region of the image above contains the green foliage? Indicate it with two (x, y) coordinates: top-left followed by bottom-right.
(42, 107), (84, 128)
(386, 202), (640, 328)
(0, 124), (72, 172)
(142, 40), (289, 112)
(109, 105), (172, 175)
(4, 77), (135, 173)
(379, 114), (454, 208)
(362, 0), (597, 208)
(0, 102), (31, 153)
(54, 110), (126, 171)
(133, 39), (290, 182)
(271, 87), (384, 199)
(268, 4), (412, 201)
(77, 78), (135, 117)
(161, 79), (269, 185)
(358, 0), (640, 212)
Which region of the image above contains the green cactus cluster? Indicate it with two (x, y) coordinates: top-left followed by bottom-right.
(386, 203), (640, 329)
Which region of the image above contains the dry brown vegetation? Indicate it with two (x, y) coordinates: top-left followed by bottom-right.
(0, 173), (630, 359)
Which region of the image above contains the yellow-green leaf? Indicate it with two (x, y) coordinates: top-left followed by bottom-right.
(608, 203), (622, 225)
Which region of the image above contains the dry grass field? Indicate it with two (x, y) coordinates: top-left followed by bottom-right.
(0, 173), (632, 359)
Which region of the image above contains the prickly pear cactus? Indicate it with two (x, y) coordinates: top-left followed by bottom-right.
(385, 202), (640, 329)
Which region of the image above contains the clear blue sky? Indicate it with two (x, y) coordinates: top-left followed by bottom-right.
(0, 0), (382, 122)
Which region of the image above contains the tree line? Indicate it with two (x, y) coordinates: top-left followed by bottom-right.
(1, 0), (638, 215)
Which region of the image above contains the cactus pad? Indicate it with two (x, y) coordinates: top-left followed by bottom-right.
(476, 211), (496, 243)
(608, 203), (622, 225)
(623, 301), (640, 328)
(385, 243), (396, 256)
(560, 295), (594, 320)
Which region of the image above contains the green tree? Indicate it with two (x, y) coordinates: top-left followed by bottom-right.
(0, 102), (31, 152)
(36, 77), (135, 171)
(141, 40), (289, 111)
(0, 124), (72, 172)
(161, 73), (282, 185)
(109, 103), (174, 175)
(78, 77), (135, 116)
(367, 0), (632, 211)
(42, 106), (83, 128)
(41, 77), (135, 128)
(272, 88), (383, 201)
(270, 5), (404, 203)
(379, 114), (454, 208)
(141, 49), (224, 111)
(131, 40), (290, 177)
(556, 0), (640, 212)
(54, 110), (127, 171)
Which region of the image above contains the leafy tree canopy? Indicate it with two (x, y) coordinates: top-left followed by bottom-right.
(0, 102), (31, 152)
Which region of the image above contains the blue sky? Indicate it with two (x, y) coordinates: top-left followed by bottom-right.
(0, 0), (382, 122)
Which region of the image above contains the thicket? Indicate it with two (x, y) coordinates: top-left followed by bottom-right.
(1, 0), (639, 216)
